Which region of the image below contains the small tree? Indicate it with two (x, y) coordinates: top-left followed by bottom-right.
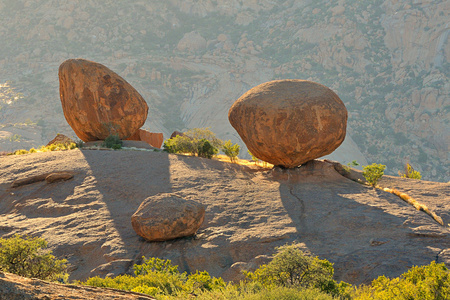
(398, 163), (421, 180)
(245, 243), (350, 298)
(197, 139), (218, 159)
(222, 140), (240, 162)
(362, 163), (386, 187)
(0, 234), (68, 282)
(102, 134), (122, 149)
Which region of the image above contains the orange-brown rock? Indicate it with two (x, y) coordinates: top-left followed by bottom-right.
(59, 59), (148, 142)
(126, 129), (163, 148)
(131, 193), (205, 242)
(228, 80), (347, 168)
(170, 131), (184, 139)
(46, 133), (75, 146)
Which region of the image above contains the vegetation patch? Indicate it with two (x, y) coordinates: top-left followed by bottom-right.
(9, 142), (78, 155)
(0, 234), (68, 282)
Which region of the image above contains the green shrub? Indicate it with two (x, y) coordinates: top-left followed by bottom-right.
(0, 234), (68, 282)
(81, 256), (224, 297)
(193, 284), (335, 300)
(102, 134), (123, 149)
(399, 163), (422, 180)
(245, 243), (351, 298)
(197, 139), (218, 159)
(352, 261), (450, 299)
(222, 140), (240, 162)
(185, 270), (226, 292)
(163, 128), (221, 159)
(362, 163), (386, 187)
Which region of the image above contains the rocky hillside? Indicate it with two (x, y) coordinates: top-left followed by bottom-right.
(0, 149), (449, 285)
(0, 0), (448, 181)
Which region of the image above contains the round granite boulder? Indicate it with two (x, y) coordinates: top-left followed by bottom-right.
(131, 193), (205, 242)
(228, 80), (347, 168)
(59, 59), (148, 142)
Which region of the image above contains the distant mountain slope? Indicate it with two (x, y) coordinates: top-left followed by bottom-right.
(0, 0), (448, 181)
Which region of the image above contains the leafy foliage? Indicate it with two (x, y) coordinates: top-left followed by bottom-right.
(222, 140), (240, 162)
(81, 256), (225, 297)
(9, 142), (77, 155)
(163, 128), (221, 159)
(398, 163), (422, 180)
(0, 234), (68, 282)
(102, 134), (122, 149)
(245, 243), (351, 299)
(362, 163), (386, 187)
(353, 261), (450, 299)
(197, 139), (218, 159)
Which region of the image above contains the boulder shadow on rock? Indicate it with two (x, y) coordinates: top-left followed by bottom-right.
(131, 193), (205, 242)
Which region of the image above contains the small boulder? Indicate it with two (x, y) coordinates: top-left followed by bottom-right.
(45, 172), (74, 184)
(59, 59), (148, 142)
(131, 193), (205, 242)
(228, 80), (347, 168)
(46, 134), (75, 146)
(170, 131), (184, 139)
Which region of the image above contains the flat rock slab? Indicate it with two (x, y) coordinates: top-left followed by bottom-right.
(0, 150), (448, 285)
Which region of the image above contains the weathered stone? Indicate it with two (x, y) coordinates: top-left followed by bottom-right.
(170, 131), (184, 139)
(131, 193), (205, 242)
(47, 134), (75, 146)
(228, 80), (347, 168)
(59, 59), (148, 142)
(126, 129), (163, 148)
(45, 172), (74, 184)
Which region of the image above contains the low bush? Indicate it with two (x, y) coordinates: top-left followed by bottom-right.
(163, 128), (221, 158)
(245, 243), (351, 299)
(102, 134), (122, 149)
(398, 163), (422, 180)
(0, 234), (68, 282)
(222, 140), (240, 162)
(10, 143), (78, 155)
(197, 139), (218, 158)
(362, 163), (386, 187)
(81, 256), (225, 297)
(352, 261), (450, 299)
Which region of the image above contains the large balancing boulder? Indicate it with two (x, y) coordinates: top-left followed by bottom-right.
(59, 59), (148, 142)
(228, 80), (347, 168)
(131, 193), (205, 242)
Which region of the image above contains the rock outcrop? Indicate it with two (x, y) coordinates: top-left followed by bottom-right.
(131, 193), (205, 242)
(126, 129), (163, 148)
(58, 59), (148, 142)
(0, 150), (448, 284)
(46, 134), (74, 146)
(228, 80), (347, 168)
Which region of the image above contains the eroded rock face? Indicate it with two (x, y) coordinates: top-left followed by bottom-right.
(228, 80), (347, 168)
(59, 59), (148, 142)
(126, 129), (163, 148)
(131, 193), (205, 242)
